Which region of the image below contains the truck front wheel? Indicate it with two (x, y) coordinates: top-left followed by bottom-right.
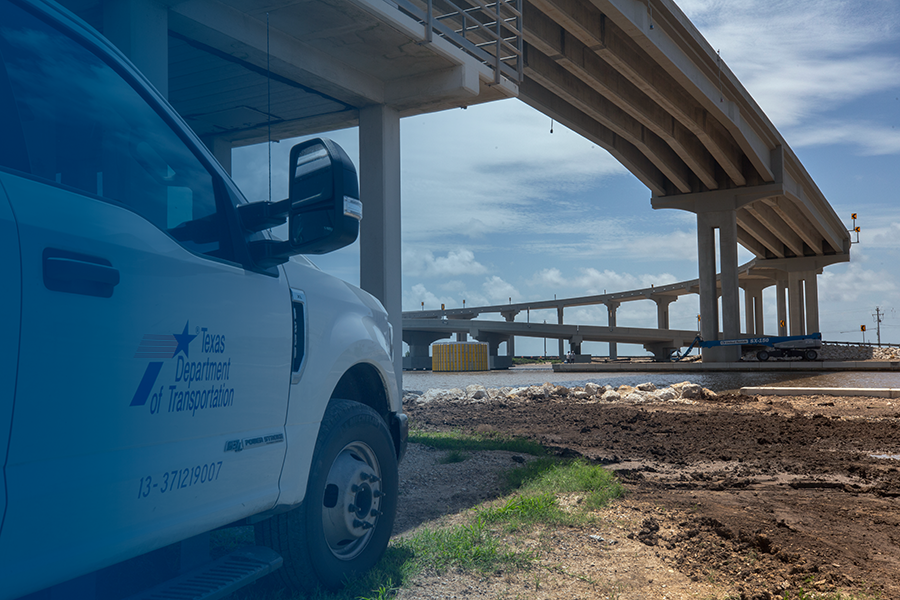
(256, 398), (398, 592)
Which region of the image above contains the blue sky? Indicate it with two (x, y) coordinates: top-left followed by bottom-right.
(233, 0), (900, 355)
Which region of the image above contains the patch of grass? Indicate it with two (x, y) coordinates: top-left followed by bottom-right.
(477, 492), (566, 529)
(503, 457), (626, 510)
(409, 429), (546, 456)
(395, 519), (532, 575)
(511, 357), (561, 365)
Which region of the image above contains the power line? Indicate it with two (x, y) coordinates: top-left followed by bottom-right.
(872, 306), (895, 346)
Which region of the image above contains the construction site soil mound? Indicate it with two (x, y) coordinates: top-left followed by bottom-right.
(403, 387), (900, 599)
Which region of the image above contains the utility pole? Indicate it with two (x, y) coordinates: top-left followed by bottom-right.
(543, 320), (546, 357)
(873, 307), (885, 347)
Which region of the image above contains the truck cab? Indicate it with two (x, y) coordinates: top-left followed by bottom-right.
(0, 1), (405, 597)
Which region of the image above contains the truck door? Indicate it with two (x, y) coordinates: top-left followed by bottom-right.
(0, 2), (292, 593)
(0, 179), (20, 538)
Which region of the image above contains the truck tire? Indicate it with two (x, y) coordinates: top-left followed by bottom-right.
(255, 398), (398, 593)
(805, 350), (818, 360)
(757, 350), (770, 361)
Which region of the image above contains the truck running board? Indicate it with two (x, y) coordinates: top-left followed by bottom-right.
(125, 546), (283, 600)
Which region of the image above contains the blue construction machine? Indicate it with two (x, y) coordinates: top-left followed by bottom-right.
(677, 333), (822, 361)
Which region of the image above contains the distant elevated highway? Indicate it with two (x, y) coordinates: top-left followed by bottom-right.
(402, 257), (822, 369)
(403, 318), (697, 369)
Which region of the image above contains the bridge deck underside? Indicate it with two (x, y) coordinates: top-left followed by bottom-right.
(519, 0), (850, 261)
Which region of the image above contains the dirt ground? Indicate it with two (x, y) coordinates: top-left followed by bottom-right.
(394, 389), (900, 600)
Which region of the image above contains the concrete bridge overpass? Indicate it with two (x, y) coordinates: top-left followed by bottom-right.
(516, 0), (851, 361)
(404, 318), (698, 368)
(402, 256), (826, 366)
(56, 0), (852, 378)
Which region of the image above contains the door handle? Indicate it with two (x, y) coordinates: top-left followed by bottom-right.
(43, 248), (120, 298)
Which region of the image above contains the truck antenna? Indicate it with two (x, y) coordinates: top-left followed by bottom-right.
(267, 12), (272, 203)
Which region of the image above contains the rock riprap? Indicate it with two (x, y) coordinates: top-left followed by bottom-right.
(407, 380), (716, 405)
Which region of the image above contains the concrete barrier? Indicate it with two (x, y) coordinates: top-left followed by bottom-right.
(741, 386), (900, 398)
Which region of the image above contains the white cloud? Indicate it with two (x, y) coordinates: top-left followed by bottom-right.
(439, 280), (467, 293)
(679, 0), (900, 130)
(790, 121), (900, 155)
(402, 248), (488, 277)
(820, 264), (898, 303)
(529, 268), (568, 289)
(519, 220), (699, 264)
(573, 268), (679, 294)
(405, 283), (442, 311)
(482, 276), (520, 303)
(862, 220), (900, 247)
(528, 267), (678, 295)
(404, 283), (486, 311)
(401, 100), (629, 242)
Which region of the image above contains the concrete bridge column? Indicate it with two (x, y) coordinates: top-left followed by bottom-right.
(501, 310), (519, 358)
(774, 279), (787, 336)
(473, 331), (512, 369)
(804, 272), (820, 334)
(652, 296), (675, 330)
(719, 211), (741, 342)
(359, 104), (402, 388)
(697, 211), (741, 361)
(755, 288), (766, 336)
(570, 337), (582, 356)
(741, 284), (766, 336)
(402, 331), (450, 370)
(697, 213), (718, 344)
(788, 271), (805, 335)
(605, 301), (620, 360)
(557, 306), (565, 359)
(742, 287), (754, 335)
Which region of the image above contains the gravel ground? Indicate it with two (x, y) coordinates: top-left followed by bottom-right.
(393, 381), (900, 599)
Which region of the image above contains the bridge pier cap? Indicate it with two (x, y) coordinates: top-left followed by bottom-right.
(652, 181), (848, 361)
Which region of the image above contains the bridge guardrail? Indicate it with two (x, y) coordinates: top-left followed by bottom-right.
(395, 0), (523, 84)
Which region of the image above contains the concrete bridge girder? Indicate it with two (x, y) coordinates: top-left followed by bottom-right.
(472, 330), (515, 370)
(524, 45), (696, 194)
(521, 0), (851, 284)
(523, 3), (724, 190)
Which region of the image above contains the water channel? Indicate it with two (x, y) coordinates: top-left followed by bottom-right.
(403, 366), (900, 394)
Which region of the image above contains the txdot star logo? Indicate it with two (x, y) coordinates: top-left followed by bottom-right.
(130, 321), (196, 408)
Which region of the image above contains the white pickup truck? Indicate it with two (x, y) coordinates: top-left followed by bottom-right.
(0, 0), (406, 598)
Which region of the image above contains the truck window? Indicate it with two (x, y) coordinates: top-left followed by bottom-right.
(0, 1), (234, 262)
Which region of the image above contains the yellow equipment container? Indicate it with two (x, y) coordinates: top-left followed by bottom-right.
(432, 342), (489, 372)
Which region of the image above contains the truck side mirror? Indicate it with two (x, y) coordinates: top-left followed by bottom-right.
(245, 138), (362, 268)
(287, 138), (361, 255)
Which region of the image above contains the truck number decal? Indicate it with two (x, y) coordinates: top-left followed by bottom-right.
(137, 461), (223, 498)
